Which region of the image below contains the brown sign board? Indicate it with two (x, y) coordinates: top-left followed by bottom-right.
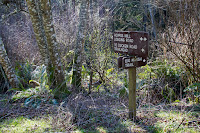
(113, 31), (149, 57)
(122, 56), (147, 69)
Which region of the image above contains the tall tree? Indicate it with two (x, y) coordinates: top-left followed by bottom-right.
(40, 0), (68, 93)
(88, 0), (94, 93)
(72, 0), (87, 90)
(26, 0), (69, 95)
(26, 0), (49, 67)
(0, 36), (19, 88)
(26, 0), (52, 88)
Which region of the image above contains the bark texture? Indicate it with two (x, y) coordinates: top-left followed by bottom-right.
(26, 0), (49, 66)
(26, 0), (68, 94)
(72, 0), (87, 90)
(40, 0), (67, 93)
(26, 0), (52, 89)
(0, 36), (19, 88)
(88, 0), (94, 93)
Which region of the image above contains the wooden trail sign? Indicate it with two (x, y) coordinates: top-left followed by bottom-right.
(113, 31), (149, 121)
(122, 56), (147, 69)
(113, 31), (149, 58)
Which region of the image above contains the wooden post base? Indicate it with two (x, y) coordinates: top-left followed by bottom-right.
(128, 67), (136, 121)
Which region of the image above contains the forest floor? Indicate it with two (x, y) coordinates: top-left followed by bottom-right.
(0, 92), (200, 133)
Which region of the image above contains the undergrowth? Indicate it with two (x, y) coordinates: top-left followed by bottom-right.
(1, 91), (200, 133)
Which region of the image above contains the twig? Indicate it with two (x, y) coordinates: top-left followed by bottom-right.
(194, 121), (200, 130)
(0, 112), (12, 120)
(169, 40), (190, 46)
(176, 118), (185, 131)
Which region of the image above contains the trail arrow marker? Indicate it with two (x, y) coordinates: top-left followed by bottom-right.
(141, 48), (145, 53)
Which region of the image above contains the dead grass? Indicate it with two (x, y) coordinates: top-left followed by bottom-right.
(0, 93), (199, 133)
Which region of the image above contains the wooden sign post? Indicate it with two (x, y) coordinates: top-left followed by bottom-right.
(113, 31), (149, 121)
(128, 67), (136, 120)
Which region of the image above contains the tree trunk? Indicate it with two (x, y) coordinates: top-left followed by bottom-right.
(72, 0), (87, 91)
(40, 0), (68, 94)
(26, 0), (49, 67)
(26, 0), (69, 95)
(0, 36), (19, 88)
(26, 0), (52, 88)
(88, 0), (94, 93)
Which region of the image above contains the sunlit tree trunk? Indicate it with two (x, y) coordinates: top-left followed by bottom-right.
(26, 0), (53, 89)
(26, 0), (49, 68)
(88, 0), (94, 93)
(40, 0), (68, 93)
(0, 36), (19, 88)
(26, 0), (69, 95)
(72, 0), (87, 90)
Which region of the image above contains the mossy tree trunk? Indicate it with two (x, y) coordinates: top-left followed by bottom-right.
(0, 36), (19, 88)
(26, 0), (69, 95)
(26, 0), (49, 66)
(26, 0), (51, 88)
(40, 0), (68, 94)
(72, 0), (87, 91)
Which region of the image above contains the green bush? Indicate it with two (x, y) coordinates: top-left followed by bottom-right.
(184, 83), (200, 103)
(138, 59), (188, 102)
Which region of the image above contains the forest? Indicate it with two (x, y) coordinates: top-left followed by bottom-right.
(0, 0), (200, 132)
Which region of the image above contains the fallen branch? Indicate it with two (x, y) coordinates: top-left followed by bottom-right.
(0, 112), (12, 120)
(176, 118), (185, 131)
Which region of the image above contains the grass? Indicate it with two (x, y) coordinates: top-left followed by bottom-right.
(0, 116), (51, 133)
(0, 93), (199, 133)
(0, 110), (199, 133)
(154, 110), (200, 133)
